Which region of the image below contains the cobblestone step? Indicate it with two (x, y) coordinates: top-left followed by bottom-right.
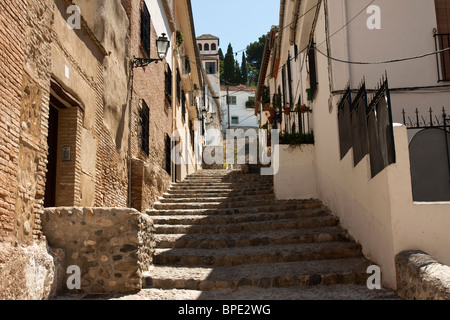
(158, 194), (275, 204)
(154, 227), (350, 249)
(147, 200), (323, 216)
(110, 285), (398, 300)
(153, 242), (363, 266)
(151, 208), (329, 226)
(162, 189), (274, 198)
(154, 216), (339, 235)
(142, 258), (372, 291)
(153, 198), (280, 210)
(143, 169), (398, 299)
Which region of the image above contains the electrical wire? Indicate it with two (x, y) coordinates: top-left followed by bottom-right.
(316, 46), (450, 65)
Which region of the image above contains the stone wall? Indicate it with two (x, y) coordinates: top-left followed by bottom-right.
(42, 207), (155, 295)
(0, 0), (56, 300)
(396, 250), (450, 300)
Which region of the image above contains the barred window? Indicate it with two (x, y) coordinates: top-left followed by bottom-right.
(165, 65), (172, 105)
(141, 2), (151, 57)
(141, 100), (150, 156)
(206, 62), (216, 74)
(308, 40), (317, 101)
(165, 133), (171, 174)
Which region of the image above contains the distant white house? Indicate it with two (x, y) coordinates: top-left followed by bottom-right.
(197, 34), (223, 146)
(221, 85), (258, 132)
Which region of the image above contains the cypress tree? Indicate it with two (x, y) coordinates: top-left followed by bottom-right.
(241, 52), (248, 85)
(223, 43), (235, 84)
(234, 60), (242, 85)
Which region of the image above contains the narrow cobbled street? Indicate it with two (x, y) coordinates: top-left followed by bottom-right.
(59, 169), (398, 300)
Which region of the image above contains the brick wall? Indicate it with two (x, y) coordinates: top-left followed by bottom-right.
(0, 0), (53, 245)
(0, 0), (25, 244)
(123, 0), (173, 211)
(0, 0), (56, 300)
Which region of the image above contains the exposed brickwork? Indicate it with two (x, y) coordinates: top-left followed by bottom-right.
(0, 0), (53, 245)
(123, 0), (173, 211)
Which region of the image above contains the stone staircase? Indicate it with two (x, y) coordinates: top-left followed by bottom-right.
(142, 169), (398, 300)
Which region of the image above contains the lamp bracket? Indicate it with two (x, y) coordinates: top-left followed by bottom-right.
(133, 57), (163, 69)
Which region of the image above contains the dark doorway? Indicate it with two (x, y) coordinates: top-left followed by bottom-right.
(44, 104), (59, 207)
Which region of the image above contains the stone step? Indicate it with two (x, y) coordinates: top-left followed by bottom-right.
(162, 189), (275, 198)
(177, 177), (273, 182)
(142, 258), (372, 291)
(123, 285), (399, 300)
(153, 198), (279, 210)
(147, 200), (323, 216)
(151, 207), (329, 226)
(153, 242), (363, 266)
(158, 194), (276, 204)
(154, 215), (339, 235)
(169, 184), (274, 191)
(155, 227), (350, 249)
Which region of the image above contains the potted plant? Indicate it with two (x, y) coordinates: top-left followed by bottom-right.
(176, 30), (184, 48)
(268, 106), (276, 117)
(296, 104), (312, 114)
(284, 106), (291, 115)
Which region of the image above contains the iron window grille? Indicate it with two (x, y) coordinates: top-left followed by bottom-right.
(141, 100), (150, 156)
(140, 2), (151, 58)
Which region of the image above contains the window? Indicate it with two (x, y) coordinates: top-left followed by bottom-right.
(205, 62), (216, 74)
(176, 69), (181, 103)
(184, 56), (191, 74)
(181, 90), (186, 123)
(307, 40), (317, 100)
(435, 0), (450, 80)
(211, 43), (217, 51)
(141, 2), (151, 57)
(231, 116), (239, 125)
(141, 100), (150, 156)
(204, 43), (210, 51)
(165, 133), (171, 174)
(228, 96), (237, 105)
(198, 44), (202, 51)
(165, 65), (172, 105)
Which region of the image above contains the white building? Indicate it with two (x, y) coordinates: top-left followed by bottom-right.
(257, 0), (450, 290)
(221, 85), (258, 132)
(197, 34), (221, 97)
(196, 34), (223, 146)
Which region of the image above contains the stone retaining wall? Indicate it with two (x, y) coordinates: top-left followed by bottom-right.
(396, 250), (450, 300)
(42, 207), (154, 296)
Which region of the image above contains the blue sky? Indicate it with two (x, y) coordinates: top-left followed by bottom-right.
(191, 0), (280, 55)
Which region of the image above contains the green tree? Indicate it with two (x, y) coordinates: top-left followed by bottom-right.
(218, 48), (225, 79)
(246, 34), (267, 85)
(234, 60), (242, 85)
(241, 52), (248, 85)
(222, 43), (235, 84)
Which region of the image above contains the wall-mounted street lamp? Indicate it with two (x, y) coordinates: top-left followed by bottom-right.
(200, 108), (214, 125)
(132, 33), (170, 68)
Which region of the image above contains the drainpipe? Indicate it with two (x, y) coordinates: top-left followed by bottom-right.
(128, 59), (134, 208)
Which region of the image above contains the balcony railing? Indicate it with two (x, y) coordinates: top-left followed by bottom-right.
(434, 33), (450, 81)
